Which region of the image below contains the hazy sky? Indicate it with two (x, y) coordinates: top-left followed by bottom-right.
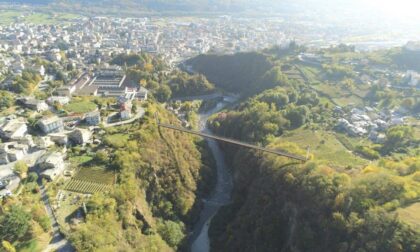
(359, 0), (420, 18)
(272, 0), (420, 23)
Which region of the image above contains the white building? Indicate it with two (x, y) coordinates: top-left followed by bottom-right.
(85, 111), (101, 125)
(405, 70), (420, 87)
(47, 96), (70, 105)
(38, 116), (64, 134)
(0, 142), (28, 163)
(120, 109), (132, 120)
(21, 98), (49, 112)
(0, 118), (28, 140)
(37, 152), (65, 181)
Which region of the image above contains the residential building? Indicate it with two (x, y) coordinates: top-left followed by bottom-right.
(85, 111), (101, 125)
(69, 128), (92, 145)
(55, 85), (76, 97)
(36, 136), (55, 149)
(0, 142), (28, 163)
(137, 87), (149, 100)
(49, 133), (68, 145)
(47, 96), (70, 105)
(0, 118), (28, 140)
(37, 152), (65, 181)
(120, 109), (131, 120)
(19, 98), (49, 112)
(38, 116), (64, 134)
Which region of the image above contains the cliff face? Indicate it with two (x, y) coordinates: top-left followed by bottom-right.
(209, 141), (420, 252)
(69, 102), (216, 251)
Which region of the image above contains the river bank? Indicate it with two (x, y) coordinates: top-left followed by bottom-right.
(190, 101), (233, 252)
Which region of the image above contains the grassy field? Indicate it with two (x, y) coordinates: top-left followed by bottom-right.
(332, 95), (364, 107)
(55, 192), (84, 232)
(313, 83), (351, 98)
(69, 155), (93, 165)
(0, 10), (80, 25)
(280, 128), (369, 169)
(283, 67), (305, 82)
(397, 202), (420, 231)
(64, 100), (97, 114)
(296, 65), (322, 83)
(104, 133), (130, 148)
(0, 10), (22, 24)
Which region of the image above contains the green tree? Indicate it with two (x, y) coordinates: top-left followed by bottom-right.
(0, 205), (31, 242)
(95, 150), (109, 164)
(0, 91), (14, 110)
(286, 106), (309, 128)
(257, 87), (289, 109)
(131, 103), (137, 114)
(383, 126), (414, 153)
(157, 220), (185, 248)
(155, 85), (172, 102)
(27, 172), (38, 183)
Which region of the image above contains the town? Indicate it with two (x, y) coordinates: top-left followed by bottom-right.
(0, 15), (292, 197)
(0, 7), (419, 252)
(1, 13), (419, 204)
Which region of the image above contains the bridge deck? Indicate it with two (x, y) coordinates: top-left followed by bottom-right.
(158, 123), (308, 161)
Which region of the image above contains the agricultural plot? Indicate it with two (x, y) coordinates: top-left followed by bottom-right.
(65, 179), (112, 194)
(313, 83), (351, 99)
(280, 129), (368, 169)
(296, 65), (322, 83)
(332, 95), (364, 107)
(283, 68), (305, 82)
(65, 167), (114, 194)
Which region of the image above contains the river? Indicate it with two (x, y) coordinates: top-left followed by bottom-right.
(190, 101), (234, 252)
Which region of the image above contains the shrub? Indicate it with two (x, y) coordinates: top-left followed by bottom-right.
(355, 146), (380, 160)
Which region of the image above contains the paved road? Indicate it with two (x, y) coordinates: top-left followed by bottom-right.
(39, 185), (74, 252)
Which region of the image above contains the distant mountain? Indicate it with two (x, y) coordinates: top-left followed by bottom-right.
(0, 0), (285, 12)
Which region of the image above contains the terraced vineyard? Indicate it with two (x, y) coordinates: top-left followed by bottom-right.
(65, 179), (112, 194)
(65, 166), (114, 194)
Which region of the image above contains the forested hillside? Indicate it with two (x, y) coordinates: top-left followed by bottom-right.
(68, 102), (215, 251)
(201, 45), (420, 251)
(186, 52), (275, 96)
(209, 142), (420, 252)
(392, 48), (420, 71)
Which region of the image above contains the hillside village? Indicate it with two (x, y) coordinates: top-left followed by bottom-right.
(0, 15), (293, 200)
(0, 65), (148, 198)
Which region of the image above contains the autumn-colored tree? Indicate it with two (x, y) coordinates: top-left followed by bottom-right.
(14, 161), (28, 179)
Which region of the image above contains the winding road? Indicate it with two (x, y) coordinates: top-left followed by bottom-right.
(39, 185), (74, 252)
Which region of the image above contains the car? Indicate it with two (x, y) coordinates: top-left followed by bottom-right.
(0, 190), (12, 199)
(0, 181), (6, 190)
(64, 170), (74, 177)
